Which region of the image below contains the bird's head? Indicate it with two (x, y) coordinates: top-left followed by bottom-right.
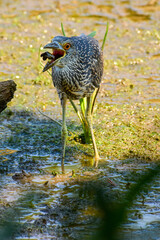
(41, 36), (77, 72)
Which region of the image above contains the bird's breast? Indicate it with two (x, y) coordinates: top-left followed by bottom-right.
(52, 66), (95, 100)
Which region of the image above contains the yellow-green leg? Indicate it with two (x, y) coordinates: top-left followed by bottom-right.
(61, 94), (68, 174)
(85, 96), (99, 167)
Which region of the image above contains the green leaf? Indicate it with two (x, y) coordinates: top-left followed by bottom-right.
(61, 22), (66, 36)
(88, 31), (96, 38)
(101, 22), (109, 51)
(80, 98), (87, 116)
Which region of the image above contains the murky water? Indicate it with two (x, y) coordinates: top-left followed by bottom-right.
(0, 0), (160, 239)
(0, 112), (159, 239)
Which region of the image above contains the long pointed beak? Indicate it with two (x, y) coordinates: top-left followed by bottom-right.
(42, 61), (54, 72)
(41, 41), (65, 72)
(43, 42), (63, 50)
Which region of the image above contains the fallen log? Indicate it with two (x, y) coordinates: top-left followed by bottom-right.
(0, 80), (17, 113)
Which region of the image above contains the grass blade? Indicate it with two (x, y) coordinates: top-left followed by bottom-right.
(91, 87), (100, 114)
(69, 99), (83, 124)
(80, 98), (87, 117)
(101, 22), (109, 51)
(61, 22), (66, 36)
(88, 31), (96, 38)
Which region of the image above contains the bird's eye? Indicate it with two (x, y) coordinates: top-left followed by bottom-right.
(64, 43), (71, 50)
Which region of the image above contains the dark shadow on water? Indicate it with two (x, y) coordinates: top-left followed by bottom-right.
(0, 162), (159, 240)
(0, 109), (87, 174)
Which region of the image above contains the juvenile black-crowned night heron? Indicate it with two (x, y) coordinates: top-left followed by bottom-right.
(41, 34), (103, 172)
